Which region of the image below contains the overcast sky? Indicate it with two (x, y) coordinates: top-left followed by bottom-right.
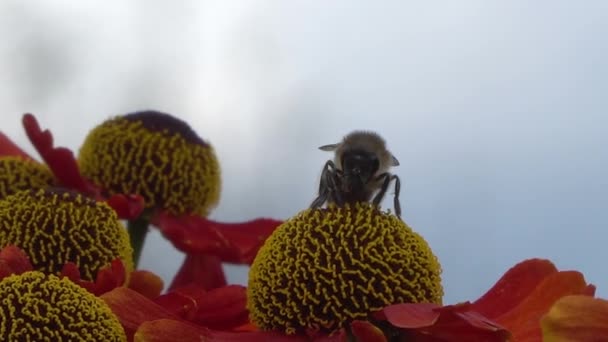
(0, 1), (606, 304)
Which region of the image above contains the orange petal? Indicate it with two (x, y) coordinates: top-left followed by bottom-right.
(101, 287), (180, 338)
(350, 320), (386, 342)
(541, 295), (608, 342)
(375, 303), (442, 328)
(128, 270), (164, 299)
(471, 258), (558, 319)
(134, 319), (309, 342)
(495, 270), (592, 342)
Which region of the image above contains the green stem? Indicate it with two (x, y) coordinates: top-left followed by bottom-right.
(127, 212), (151, 268)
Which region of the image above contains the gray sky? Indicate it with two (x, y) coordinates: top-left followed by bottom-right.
(1, 1), (606, 304)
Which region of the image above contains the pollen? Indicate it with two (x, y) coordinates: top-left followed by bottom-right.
(247, 203), (443, 334)
(77, 110), (221, 216)
(0, 156), (54, 198)
(0, 271), (126, 341)
(0, 188), (133, 281)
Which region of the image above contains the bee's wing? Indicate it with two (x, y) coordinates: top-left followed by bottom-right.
(391, 154), (400, 166)
(318, 143), (339, 151)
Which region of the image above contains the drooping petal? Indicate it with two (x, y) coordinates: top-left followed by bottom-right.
(541, 295), (608, 341)
(101, 287), (181, 339)
(350, 320), (387, 342)
(0, 245), (33, 279)
(0, 132), (34, 160)
(471, 258), (558, 319)
(135, 319), (310, 342)
(190, 284), (249, 330)
(128, 270), (164, 299)
(495, 270), (593, 342)
(153, 211), (281, 264)
(169, 254), (227, 291)
(22, 113), (97, 195)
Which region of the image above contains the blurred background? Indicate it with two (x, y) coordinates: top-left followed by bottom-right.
(1, 1), (606, 303)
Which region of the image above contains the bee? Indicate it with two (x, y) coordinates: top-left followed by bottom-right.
(310, 130), (402, 218)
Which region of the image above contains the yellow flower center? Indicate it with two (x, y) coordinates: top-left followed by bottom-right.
(0, 188), (133, 280)
(247, 203), (443, 334)
(77, 110), (221, 216)
(0, 156), (54, 198)
(0, 271), (126, 341)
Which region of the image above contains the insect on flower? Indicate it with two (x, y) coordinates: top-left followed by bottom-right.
(310, 130), (403, 219)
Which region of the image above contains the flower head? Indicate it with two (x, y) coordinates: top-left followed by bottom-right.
(78, 110), (221, 216)
(0, 270), (126, 341)
(0, 187), (133, 280)
(247, 203), (443, 334)
(0, 156), (54, 198)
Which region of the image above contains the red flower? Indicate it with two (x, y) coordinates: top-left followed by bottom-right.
(98, 258), (596, 341)
(0, 113), (281, 291)
(0, 245), (162, 298)
(0, 115), (145, 220)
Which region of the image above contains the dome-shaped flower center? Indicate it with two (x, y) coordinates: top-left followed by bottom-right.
(0, 188), (133, 280)
(77, 110), (221, 216)
(0, 271), (126, 341)
(247, 203), (443, 334)
(0, 156), (54, 198)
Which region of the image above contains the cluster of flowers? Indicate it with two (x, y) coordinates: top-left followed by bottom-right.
(0, 110), (605, 342)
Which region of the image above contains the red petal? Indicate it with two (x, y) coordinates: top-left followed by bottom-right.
(155, 284), (249, 330)
(377, 303), (510, 341)
(22, 113), (97, 195)
(350, 320), (386, 342)
(128, 270), (164, 299)
(541, 295), (608, 341)
(0, 132), (34, 160)
(495, 270), (592, 342)
(192, 285), (249, 330)
(168, 254), (227, 291)
(95, 258), (127, 294)
(135, 319), (309, 342)
(152, 211), (281, 264)
(106, 194), (146, 220)
(155, 289), (200, 321)
(61, 258), (127, 296)
(471, 258), (558, 320)
(0, 245), (33, 279)
(101, 287), (181, 339)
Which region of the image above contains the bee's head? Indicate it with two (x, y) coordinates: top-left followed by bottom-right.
(341, 149), (379, 185)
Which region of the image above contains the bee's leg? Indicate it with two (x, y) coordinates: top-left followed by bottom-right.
(310, 160), (339, 209)
(327, 168), (344, 206)
(372, 173), (402, 219)
(372, 173), (391, 207)
(392, 175), (402, 219)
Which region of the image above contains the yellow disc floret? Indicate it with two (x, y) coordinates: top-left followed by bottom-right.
(77, 110), (221, 216)
(247, 203), (443, 334)
(0, 188), (133, 280)
(0, 271), (126, 341)
(0, 156), (54, 198)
